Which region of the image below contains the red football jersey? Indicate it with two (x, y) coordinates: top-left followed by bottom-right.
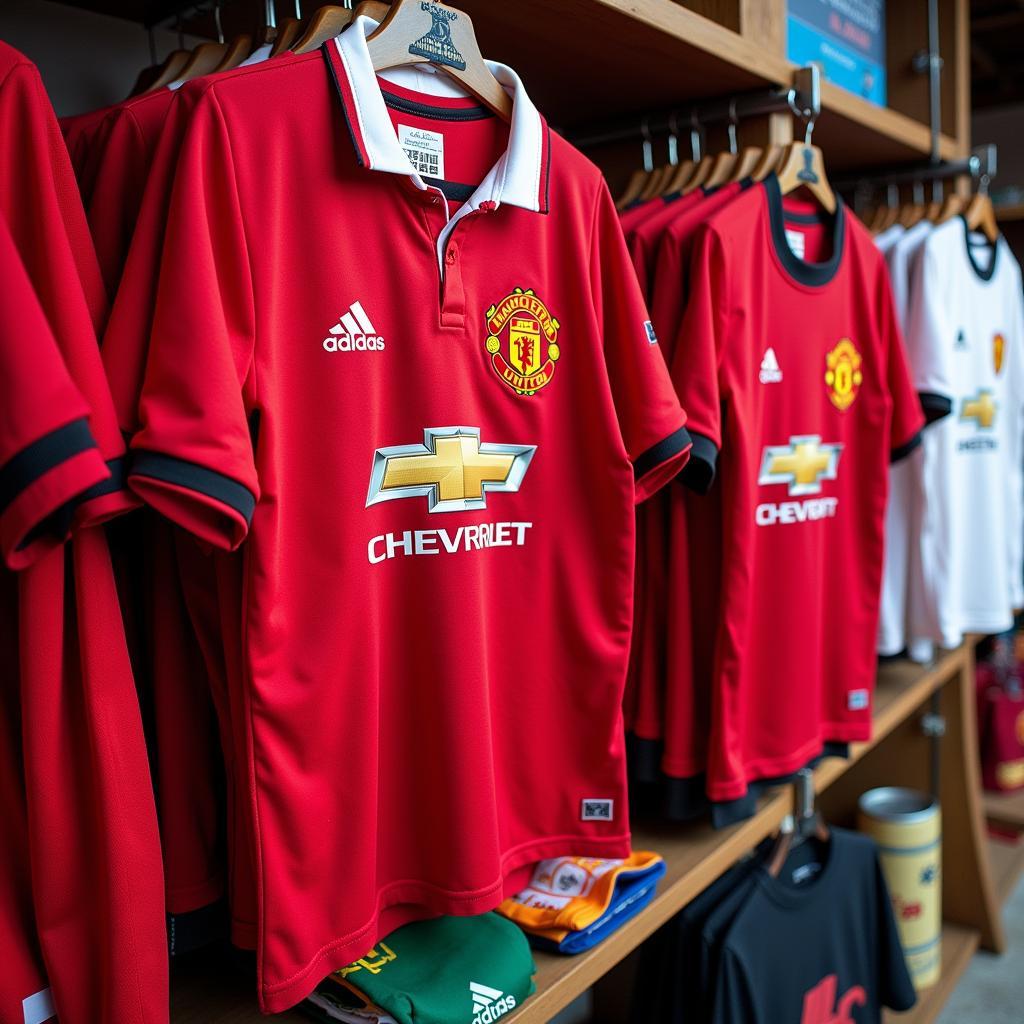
(128, 21), (689, 1011)
(672, 176), (923, 806)
(0, 43), (167, 1024)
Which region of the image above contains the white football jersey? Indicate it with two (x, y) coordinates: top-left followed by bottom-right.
(905, 219), (1024, 657)
(878, 221), (940, 656)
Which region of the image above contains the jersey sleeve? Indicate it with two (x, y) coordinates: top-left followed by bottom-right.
(879, 265), (926, 460)
(710, 946), (756, 1024)
(128, 90), (258, 550)
(668, 224), (727, 493)
(0, 219), (110, 568)
(590, 181), (691, 503)
(904, 243), (955, 426)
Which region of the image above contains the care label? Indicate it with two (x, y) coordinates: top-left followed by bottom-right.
(398, 124), (445, 179)
(785, 228), (807, 260)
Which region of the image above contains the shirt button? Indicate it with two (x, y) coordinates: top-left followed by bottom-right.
(446, 247), (457, 264)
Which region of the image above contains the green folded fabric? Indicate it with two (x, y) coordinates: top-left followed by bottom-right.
(331, 913), (536, 1024)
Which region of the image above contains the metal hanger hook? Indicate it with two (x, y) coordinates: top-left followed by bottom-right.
(640, 117), (654, 174)
(727, 98), (738, 155)
(213, 0), (225, 44)
(265, 0), (276, 29)
(689, 107), (703, 162)
(786, 87), (816, 146)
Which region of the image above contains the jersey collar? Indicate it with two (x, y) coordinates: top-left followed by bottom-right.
(324, 16), (550, 214)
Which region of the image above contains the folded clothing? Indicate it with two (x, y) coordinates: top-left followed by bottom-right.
(499, 852), (666, 952)
(324, 913), (535, 1024)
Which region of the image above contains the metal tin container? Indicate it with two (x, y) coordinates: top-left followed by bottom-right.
(858, 787), (942, 990)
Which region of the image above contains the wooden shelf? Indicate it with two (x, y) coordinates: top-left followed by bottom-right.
(985, 786), (1024, 832)
(883, 923), (981, 1024)
(988, 833), (1024, 905)
(503, 650), (965, 1023)
(996, 203), (1024, 223)
(454, 0), (954, 170)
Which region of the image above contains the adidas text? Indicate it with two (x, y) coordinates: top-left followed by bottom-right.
(474, 996), (517, 1024)
(324, 301), (385, 352)
(470, 981), (517, 1024)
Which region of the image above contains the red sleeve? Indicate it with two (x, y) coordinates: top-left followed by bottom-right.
(669, 224), (728, 492)
(0, 52), (134, 526)
(0, 220), (109, 568)
(129, 89), (258, 550)
(879, 264), (925, 460)
(589, 182), (691, 503)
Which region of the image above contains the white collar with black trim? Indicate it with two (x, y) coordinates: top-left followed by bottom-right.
(323, 15), (550, 214)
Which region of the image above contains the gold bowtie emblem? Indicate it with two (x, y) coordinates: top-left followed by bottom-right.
(961, 389), (997, 429)
(758, 435), (843, 496)
(366, 427), (536, 513)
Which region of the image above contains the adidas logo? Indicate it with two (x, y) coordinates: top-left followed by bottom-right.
(470, 981), (517, 1024)
(759, 347), (783, 384)
(323, 301), (386, 352)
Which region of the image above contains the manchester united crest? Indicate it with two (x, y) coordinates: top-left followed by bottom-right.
(824, 338), (863, 411)
(994, 332), (1006, 375)
(485, 288), (560, 395)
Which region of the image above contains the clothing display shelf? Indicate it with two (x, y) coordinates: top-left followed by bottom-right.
(76, 0), (969, 171)
(171, 642), (1003, 1024)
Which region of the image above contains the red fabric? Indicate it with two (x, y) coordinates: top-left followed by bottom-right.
(127, 52), (688, 1011)
(0, 42), (166, 1024)
(671, 180), (924, 803)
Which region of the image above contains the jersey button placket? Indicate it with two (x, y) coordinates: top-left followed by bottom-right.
(440, 235), (466, 329)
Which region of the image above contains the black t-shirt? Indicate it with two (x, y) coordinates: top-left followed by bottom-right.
(711, 828), (916, 1024)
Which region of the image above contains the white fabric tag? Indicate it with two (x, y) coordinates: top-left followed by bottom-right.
(397, 125), (445, 179)
(785, 228), (807, 260)
(23, 988), (56, 1024)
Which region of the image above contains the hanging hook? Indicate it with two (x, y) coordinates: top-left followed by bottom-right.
(640, 117), (654, 174)
(912, 179), (925, 206)
(787, 85), (817, 147)
(689, 107), (703, 162)
(665, 112), (681, 167)
(295, 0), (302, 18)
(726, 98), (738, 156)
(886, 182), (898, 209)
(213, 0), (225, 44)
(265, 0), (276, 30)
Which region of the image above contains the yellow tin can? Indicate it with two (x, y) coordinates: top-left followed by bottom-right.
(858, 787), (942, 991)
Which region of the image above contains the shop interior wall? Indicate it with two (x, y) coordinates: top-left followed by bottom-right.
(0, 0), (204, 116)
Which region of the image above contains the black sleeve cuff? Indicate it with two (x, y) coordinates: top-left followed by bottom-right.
(681, 431), (718, 494)
(919, 391), (953, 426)
(0, 417), (97, 518)
(891, 431), (923, 464)
(130, 451), (256, 525)
(634, 424), (693, 480)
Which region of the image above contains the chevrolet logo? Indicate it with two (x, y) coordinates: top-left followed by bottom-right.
(960, 389), (997, 429)
(366, 426), (536, 513)
(758, 435), (843, 496)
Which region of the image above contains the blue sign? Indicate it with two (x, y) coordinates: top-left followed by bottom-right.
(788, 0), (886, 106)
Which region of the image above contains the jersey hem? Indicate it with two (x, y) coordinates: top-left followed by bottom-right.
(258, 832), (631, 1012)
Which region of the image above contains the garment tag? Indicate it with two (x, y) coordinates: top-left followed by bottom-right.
(581, 798), (614, 821)
(785, 228), (807, 260)
(397, 125), (445, 179)
(848, 688), (870, 711)
(792, 862), (822, 886)
(22, 988), (56, 1024)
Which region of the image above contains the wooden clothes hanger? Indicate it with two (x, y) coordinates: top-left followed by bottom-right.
(662, 112), (704, 194)
(270, 17), (304, 56)
(364, 0), (513, 120)
(139, 49), (190, 94)
(964, 190), (999, 243)
(292, 4), (356, 54)
(174, 42), (230, 84)
(639, 130), (681, 201)
(774, 108), (836, 214)
(701, 103), (740, 189)
(749, 143), (783, 182)
(213, 34), (254, 72)
(615, 120), (657, 210)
